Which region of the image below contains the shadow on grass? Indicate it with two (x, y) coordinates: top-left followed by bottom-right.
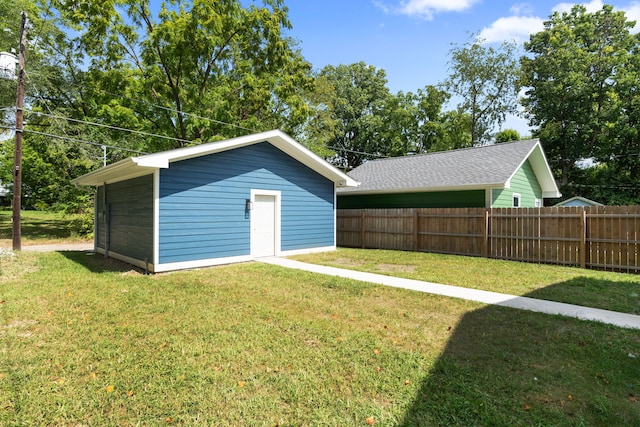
(59, 250), (145, 274)
(400, 282), (640, 426)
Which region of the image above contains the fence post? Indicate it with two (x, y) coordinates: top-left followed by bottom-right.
(579, 208), (586, 269)
(360, 210), (366, 249)
(483, 209), (490, 258)
(413, 209), (419, 251)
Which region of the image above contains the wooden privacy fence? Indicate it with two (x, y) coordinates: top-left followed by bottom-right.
(337, 206), (640, 273)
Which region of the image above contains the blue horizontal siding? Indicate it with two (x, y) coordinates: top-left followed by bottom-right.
(158, 142), (334, 263)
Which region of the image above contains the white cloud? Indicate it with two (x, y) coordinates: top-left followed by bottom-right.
(396, 0), (480, 19)
(553, 0), (604, 14)
(622, 3), (640, 33)
(510, 3), (535, 15)
(478, 15), (544, 44)
(373, 0), (392, 14)
(552, 1), (640, 33)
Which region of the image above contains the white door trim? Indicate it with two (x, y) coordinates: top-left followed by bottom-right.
(250, 189), (281, 257)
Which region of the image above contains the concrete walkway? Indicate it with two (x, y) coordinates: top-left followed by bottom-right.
(18, 243), (94, 252)
(260, 257), (640, 330)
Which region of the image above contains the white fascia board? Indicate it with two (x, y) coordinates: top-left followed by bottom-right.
(543, 190), (563, 198)
(72, 129), (359, 188)
(134, 156), (169, 169)
(71, 158), (157, 186)
(128, 129), (358, 187)
(337, 183), (505, 196)
(265, 132), (359, 187)
(509, 141), (561, 198)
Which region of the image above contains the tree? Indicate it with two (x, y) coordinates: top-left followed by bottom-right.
(495, 129), (521, 143)
(308, 62), (456, 169)
(0, 0), (100, 212)
(313, 62), (392, 169)
(377, 86), (454, 156)
(0, 0), (40, 138)
(521, 4), (638, 190)
(595, 25), (640, 205)
(443, 37), (521, 146)
(43, 0), (313, 150)
(0, 0), (316, 212)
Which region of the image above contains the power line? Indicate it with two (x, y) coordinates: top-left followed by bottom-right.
(565, 182), (640, 190)
(25, 71), (71, 138)
(0, 124), (148, 155)
(17, 70), (640, 164)
(327, 146), (389, 158)
(28, 111), (194, 147)
(98, 89), (260, 134)
(27, 110), (391, 160)
(21, 77), (261, 137)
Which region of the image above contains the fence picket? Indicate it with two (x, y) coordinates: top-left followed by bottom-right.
(337, 206), (640, 273)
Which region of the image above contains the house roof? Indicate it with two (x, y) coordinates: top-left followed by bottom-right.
(554, 196), (603, 207)
(72, 129), (359, 188)
(337, 139), (561, 198)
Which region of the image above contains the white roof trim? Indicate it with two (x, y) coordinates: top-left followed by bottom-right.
(72, 130), (359, 188)
(504, 140), (561, 198)
(337, 183), (506, 196)
(554, 196), (603, 206)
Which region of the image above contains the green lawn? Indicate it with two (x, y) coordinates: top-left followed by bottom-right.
(292, 248), (640, 315)
(1, 249), (639, 425)
(0, 210), (91, 246)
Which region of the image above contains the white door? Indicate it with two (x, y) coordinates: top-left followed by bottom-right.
(251, 194), (277, 257)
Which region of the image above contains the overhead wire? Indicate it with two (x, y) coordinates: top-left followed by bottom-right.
(16, 13), (640, 167)
(16, 66), (640, 165)
(98, 89), (260, 134)
(0, 124), (148, 155)
(29, 111), (194, 147)
(22, 70), (144, 160)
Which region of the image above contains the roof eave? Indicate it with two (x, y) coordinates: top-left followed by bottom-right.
(71, 158), (158, 186)
(337, 183), (505, 195)
(71, 130), (357, 187)
(543, 190), (563, 198)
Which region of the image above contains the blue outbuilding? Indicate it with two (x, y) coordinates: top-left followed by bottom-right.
(72, 130), (359, 272)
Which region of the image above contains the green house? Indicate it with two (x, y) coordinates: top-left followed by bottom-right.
(337, 139), (561, 209)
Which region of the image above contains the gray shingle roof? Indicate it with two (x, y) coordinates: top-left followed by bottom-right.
(338, 139), (541, 194)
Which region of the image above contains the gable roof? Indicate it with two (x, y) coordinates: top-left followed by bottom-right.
(337, 139), (561, 198)
(72, 129), (359, 188)
(554, 196), (603, 207)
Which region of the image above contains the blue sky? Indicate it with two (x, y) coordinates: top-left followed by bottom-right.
(285, 0), (640, 135)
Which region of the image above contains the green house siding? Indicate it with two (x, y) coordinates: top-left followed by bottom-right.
(337, 190), (486, 209)
(491, 160), (542, 207)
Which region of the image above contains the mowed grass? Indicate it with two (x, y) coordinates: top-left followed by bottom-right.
(0, 210), (90, 246)
(292, 248), (640, 315)
(1, 250), (639, 425)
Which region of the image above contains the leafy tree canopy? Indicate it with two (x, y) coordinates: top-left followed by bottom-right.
(314, 62), (390, 169)
(308, 62), (461, 169)
(1, 0), (316, 212)
(444, 37), (521, 146)
(40, 0), (313, 151)
(521, 3), (639, 197)
(494, 129), (521, 143)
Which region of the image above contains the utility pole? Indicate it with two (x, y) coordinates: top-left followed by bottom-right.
(12, 11), (26, 251)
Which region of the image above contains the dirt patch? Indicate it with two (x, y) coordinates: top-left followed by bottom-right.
(2, 319), (37, 338)
(334, 258), (366, 267)
(376, 264), (417, 273)
(121, 269), (143, 277)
